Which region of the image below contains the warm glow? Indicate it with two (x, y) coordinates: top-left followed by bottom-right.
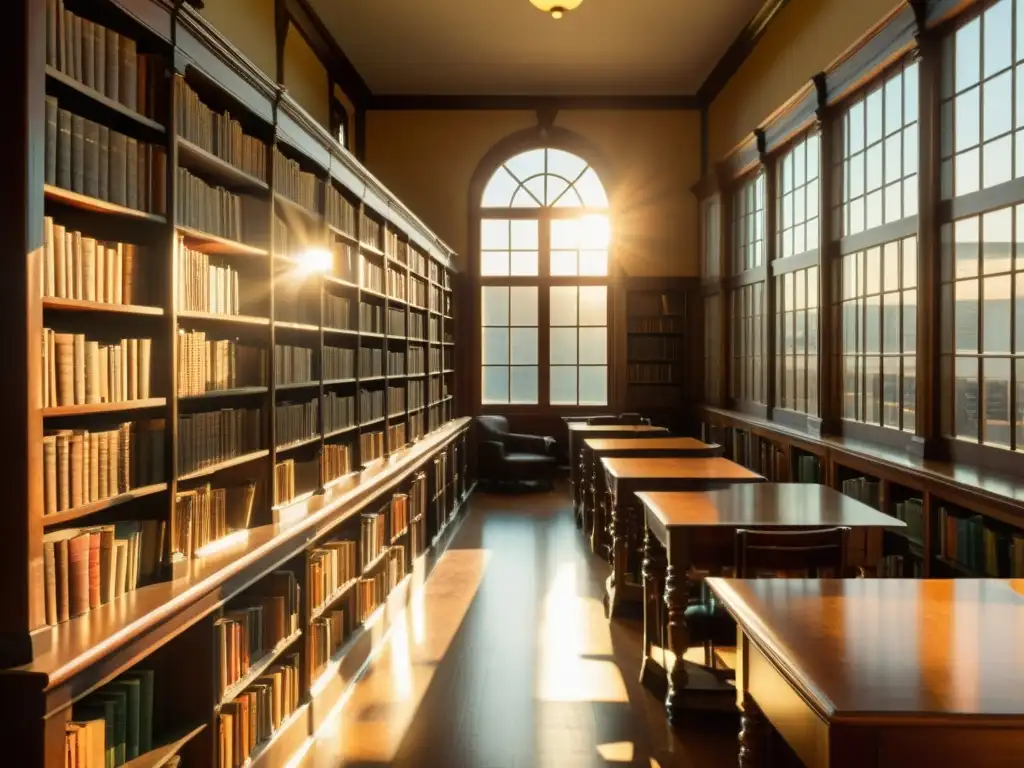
(596, 742), (635, 762)
(194, 529), (249, 558)
(580, 214), (611, 249)
(529, 0), (584, 18)
(298, 247), (332, 276)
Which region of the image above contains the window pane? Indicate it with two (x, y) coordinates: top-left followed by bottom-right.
(579, 366), (608, 405)
(550, 366), (577, 405)
(983, 357), (1011, 447)
(579, 327), (607, 364)
(547, 149), (587, 186)
(550, 287), (578, 326)
(551, 250), (578, 276)
(954, 279), (979, 352)
(510, 220), (539, 249)
(481, 251), (510, 276)
(510, 367), (538, 404)
(546, 175), (570, 206)
(955, 356), (979, 439)
(483, 327), (509, 365)
(551, 219), (579, 249)
(579, 250), (608, 276)
(550, 327), (577, 365)
(574, 167), (609, 208)
(504, 150), (545, 183)
(482, 167), (518, 207)
(481, 219), (510, 249)
(510, 287), (538, 326)
(482, 286), (509, 326)
(510, 251), (539, 276)
(482, 366), (509, 404)
(580, 215), (611, 249)
(903, 355), (916, 432)
(510, 328), (537, 365)
(983, 275), (1011, 352)
(579, 286), (608, 325)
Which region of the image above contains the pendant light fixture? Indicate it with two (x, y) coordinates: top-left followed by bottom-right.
(529, 0), (583, 19)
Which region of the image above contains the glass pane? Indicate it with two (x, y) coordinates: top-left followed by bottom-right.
(579, 286), (608, 325)
(956, 18), (981, 92)
(865, 356), (881, 424)
(481, 219), (510, 249)
(551, 250), (578, 276)
(510, 220), (539, 249)
(546, 175), (570, 206)
(903, 355), (916, 432)
(551, 219), (580, 249)
(481, 251), (510, 276)
(510, 366), (538, 404)
(550, 287), (578, 326)
(903, 237), (917, 287)
(883, 292), (900, 352)
(903, 289), (917, 353)
(983, 357), (1011, 447)
(1017, 359), (1024, 449)
(504, 150), (545, 182)
(547, 149), (587, 186)
(510, 287), (538, 325)
(579, 327), (607, 364)
(984, 0), (1013, 78)
(482, 167), (518, 207)
(550, 366), (577, 405)
(955, 216), (980, 278)
(552, 187), (583, 208)
(579, 366), (608, 406)
(580, 215), (611, 249)
(482, 366), (509, 404)
(481, 286), (509, 326)
(983, 207), (1013, 274)
(574, 167), (609, 208)
(510, 327), (537, 365)
(955, 356), (980, 439)
(983, 135), (1013, 188)
(510, 251), (539, 276)
(482, 327), (509, 365)
(579, 250), (608, 276)
(511, 186), (540, 208)
(866, 88), (883, 145)
(954, 279), (979, 352)
(984, 71), (1013, 141)
(983, 275), (1012, 352)
(1016, 277), (1024, 354)
(550, 327), (577, 365)
(523, 176), (546, 206)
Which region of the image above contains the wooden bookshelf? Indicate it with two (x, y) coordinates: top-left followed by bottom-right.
(42, 397), (167, 417)
(44, 184), (167, 223)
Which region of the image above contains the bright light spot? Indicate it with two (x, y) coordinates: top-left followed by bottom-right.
(580, 213), (611, 249)
(194, 529), (249, 558)
(597, 742), (635, 762)
(298, 247), (332, 275)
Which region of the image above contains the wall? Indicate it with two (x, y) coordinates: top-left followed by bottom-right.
(334, 83), (356, 151)
(365, 109), (703, 275)
(284, 23), (330, 128)
(199, 0), (277, 80)
(709, 0), (903, 162)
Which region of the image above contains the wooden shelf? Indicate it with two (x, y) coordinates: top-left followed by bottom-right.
(360, 416), (385, 427)
(360, 243), (385, 257)
(324, 274), (358, 290)
(45, 66), (166, 134)
(274, 320), (319, 333)
(220, 629), (302, 706)
(360, 286), (387, 300)
(327, 222), (358, 244)
(274, 192), (320, 223)
(360, 375), (385, 383)
(310, 578), (358, 621)
(325, 424), (358, 439)
(360, 332), (385, 339)
(177, 225), (269, 257)
(324, 326), (358, 337)
(178, 450), (270, 482)
(274, 381), (319, 391)
(323, 378), (356, 387)
(276, 435), (321, 453)
(361, 546), (391, 575)
(390, 527), (409, 545)
(121, 724), (208, 768)
(43, 398), (166, 417)
(176, 137), (269, 195)
(179, 387), (268, 400)
(42, 297), (165, 316)
(178, 311), (270, 326)
(42, 483), (168, 528)
(44, 185), (166, 223)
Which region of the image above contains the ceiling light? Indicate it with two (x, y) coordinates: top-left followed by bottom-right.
(530, 0), (583, 19)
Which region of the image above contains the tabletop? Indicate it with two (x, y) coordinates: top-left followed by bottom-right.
(568, 424), (669, 433)
(637, 484), (907, 529)
(584, 436), (712, 452)
(707, 577), (1024, 720)
(601, 456), (763, 481)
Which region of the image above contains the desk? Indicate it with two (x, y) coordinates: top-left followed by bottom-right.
(567, 424), (668, 523)
(639, 484), (905, 723)
(582, 437), (720, 555)
(601, 457), (764, 618)
(707, 577), (1024, 767)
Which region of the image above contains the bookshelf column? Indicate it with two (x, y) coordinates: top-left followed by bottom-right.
(0, 0), (45, 664)
(812, 73), (838, 439)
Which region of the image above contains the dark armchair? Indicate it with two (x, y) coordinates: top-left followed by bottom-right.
(476, 415), (558, 488)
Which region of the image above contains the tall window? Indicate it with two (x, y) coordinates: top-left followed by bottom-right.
(834, 59), (919, 431)
(702, 196), (722, 403)
(479, 148), (610, 406)
(730, 174), (766, 405)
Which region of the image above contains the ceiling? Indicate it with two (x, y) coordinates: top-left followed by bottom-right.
(307, 0), (766, 96)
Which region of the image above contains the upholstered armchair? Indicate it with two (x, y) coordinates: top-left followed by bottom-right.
(476, 415), (558, 487)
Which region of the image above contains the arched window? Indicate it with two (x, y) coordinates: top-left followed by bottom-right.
(478, 147), (611, 407)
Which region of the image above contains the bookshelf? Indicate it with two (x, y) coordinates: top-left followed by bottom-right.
(0, 1), (469, 765)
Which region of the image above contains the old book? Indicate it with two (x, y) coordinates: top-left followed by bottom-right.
(139, 338), (151, 398)
(73, 332), (85, 404)
(109, 131), (126, 206)
(139, 519), (164, 583)
(81, 18), (94, 89)
(119, 670), (153, 753)
(105, 29), (119, 102)
(71, 114), (85, 193)
(72, 14), (82, 81)
(126, 138), (138, 210)
(48, 331), (57, 407)
(87, 529), (101, 610)
(63, 11), (74, 78)
(114, 539), (128, 598)
(54, 223), (67, 298)
(56, 431), (70, 511)
(119, 423), (130, 494)
(84, 120), (99, 198)
(67, 531), (90, 617)
(114, 243), (124, 304)
(105, 243), (116, 303)
(44, 541), (57, 626)
(127, 338), (137, 400)
(45, 97), (57, 186)
(98, 345), (109, 403)
(89, 432), (100, 503)
(66, 719), (104, 768)
(151, 146), (166, 215)
(104, 678), (140, 760)
(54, 536), (70, 622)
(138, 143), (149, 213)
(108, 428), (119, 497)
(69, 431), (84, 508)
(54, 332), (74, 406)
(42, 328), (51, 409)
(73, 700), (115, 768)
(85, 340), (99, 404)
(43, 217), (55, 297)
(120, 341), (128, 403)
(98, 125), (109, 200)
(64, 231), (74, 299)
(97, 429), (108, 499)
(43, 435), (57, 516)
(82, 237), (96, 302)
(226, 481), (257, 531)
(46, 0), (58, 68)
(121, 37), (137, 112)
(57, 108), (72, 189)
(94, 21), (105, 95)
(122, 245), (135, 304)
(86, 689), (127, 767)
(98, 525), (115, 603)
(72, 230), (83, 300)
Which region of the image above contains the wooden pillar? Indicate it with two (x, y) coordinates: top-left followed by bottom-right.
(758, 130), (777, 419)
(811, 72), (837, 438)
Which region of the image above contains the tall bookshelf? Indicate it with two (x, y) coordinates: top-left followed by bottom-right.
(0, 1), (469, 765)
(624, 282), (692, 424)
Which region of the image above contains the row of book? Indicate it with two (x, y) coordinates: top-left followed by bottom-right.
(276, 399), (318, 447)
(428, 377), (447, 402)
(310, 539), (357, 613)
(360, 388), (384, 423)
(275, 344), (314, 386)
(360, 302), (383, 333)
(388, 307), (407, 336)
(937, 507), (1024, 577)
(628, 336), (683, 360)
(326, 294), (353, 331)
(429, 285), (443, 313)
(443, 348), (454, 369)
(174, 75), (267, 183)
(627, 316), (684, 334)
(360, 511), (386, 571)
(793, 453), (822, 483)
(311, 608), (346, 681)
(408, 247), (427, 278)
(46, 99), (166, 214)
(409, 410), (424, 442)
(391, 494), (410, 539)
(177, 408), (261, 476)
(840, 476), (881, 509)
(427, 402), (450, 432)
(877, 554), (924, 577)
(322, 443), (353, 482)
(324, 392), (356, 433)
(360, 347), (383, 377)
(330, 241), (357, 283)
(65, 666), (155, 767)
(42, 330), (152, 408)
(273, 214), (297, 260)
(387, 266), (406, 302)
(273, 457), (316, 506)
(43, 422), (165, 516)
(384, 229), (401, 260)
(409, 380), (425, 410)
(46, 0), (160, 119)
(324, 346), (356, 380)
(627, 363), (677, 384)
(359, 211), (381, 250)
(218, 651), (300, 768)
(410, 276), (427, 308)
(387, 350), (405, 376)
(409, 315), (427, 340)
(388, 423), (406, 450)
(360, 258), (384, 293)
(428, 316), (440, 341)
(892, 497), (925, 545)
(408, 346), (425, 375)
(177, 241), (242, 315)
(273, 148), (318, 213)
(172, 481), (256, 559)
(361, 430), (385, 464)
(42, 218), (142, 305)
(325, 184), (356, 237)
(387, 387), (406, 418)
(176, 331), (266, 396)
(44, 520), (163, 625)
(355, 547), (406, 623)
(177, 168), (255, 243)
(276, 286), (318, 327)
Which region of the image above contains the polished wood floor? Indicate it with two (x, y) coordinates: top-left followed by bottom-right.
(307, 482), (741, 767)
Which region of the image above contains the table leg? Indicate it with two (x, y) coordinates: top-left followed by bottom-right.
(590, 471), (604, 555)
(574, 452), (586, 529)
(738, 692), (769, 767)
(640, 525), (667, 690)
(663, 563), (691, 723)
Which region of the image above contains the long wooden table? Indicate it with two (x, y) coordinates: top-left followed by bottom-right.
(566, 423), (668, 523)
(601, 456), (764, 618)
(707, 577), (1024, 767)
(639, 484), (906, 724)
(582, 436), (720, 555)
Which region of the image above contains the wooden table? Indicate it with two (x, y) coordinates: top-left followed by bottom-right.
(566, 424), (668, 524)
(582, 437), (720, 555)
(707, 577), (1024, 767)
(601, 456), (764, 619)
(639, 484), (906, 724)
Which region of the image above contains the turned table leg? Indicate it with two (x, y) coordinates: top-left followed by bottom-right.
(640, 524), (667, 689)
(738, 692), (770, 767)
(663, 563), (691, 723)
(605, 489), (626, 618)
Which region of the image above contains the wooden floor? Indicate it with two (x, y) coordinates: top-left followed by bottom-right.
(305, 482), (741, 767)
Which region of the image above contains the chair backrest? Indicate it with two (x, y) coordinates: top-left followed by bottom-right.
(587, 416), (620, 425)
(617, 412), (644, 425)
(476, 415), (510, 440)
(734, 527), (849, 578)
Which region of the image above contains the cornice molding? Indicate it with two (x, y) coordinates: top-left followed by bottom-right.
(368, 94), (702, 111)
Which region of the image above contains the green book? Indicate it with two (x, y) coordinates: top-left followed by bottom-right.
(74, 699), (116, 768)
(105, 678), (141, 759)
(120, 669), (154, 752)
(87, 689), (127, 766)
